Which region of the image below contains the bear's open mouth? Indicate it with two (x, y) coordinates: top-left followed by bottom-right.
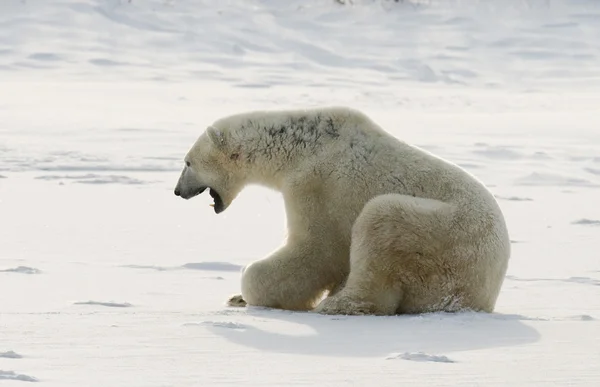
(209, 188), (225, 214)
(176, 185), (225, 214)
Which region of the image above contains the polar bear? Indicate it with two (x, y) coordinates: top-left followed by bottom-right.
(174, 107), (510, 315)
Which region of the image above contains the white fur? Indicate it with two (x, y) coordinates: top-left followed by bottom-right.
(174, 107), (511, 315)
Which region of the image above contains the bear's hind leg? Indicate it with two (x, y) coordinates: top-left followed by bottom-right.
(315, 194), (460, 316)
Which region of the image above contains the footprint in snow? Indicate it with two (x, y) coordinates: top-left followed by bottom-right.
(73, 301), (133, 308)
(0, 351), (23, 359)
(0, 370), (38, 382)
(386, 352), (455, 363)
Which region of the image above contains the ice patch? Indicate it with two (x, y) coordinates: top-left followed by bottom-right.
(0, 266), (41, 274)
(572, 219), (600, 226)
(386, 352), (455, 363)
(182, 262), (243, 272)
(0, 351), (23, 359)
(183, 321), (248, 330)
(74, 301), (133, 308)
(0, 370), (38, 382)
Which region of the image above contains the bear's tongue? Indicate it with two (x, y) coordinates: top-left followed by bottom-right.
(209, 188), (225, 214)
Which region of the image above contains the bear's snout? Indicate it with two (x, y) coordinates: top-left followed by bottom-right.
(175, 186), (207, 200)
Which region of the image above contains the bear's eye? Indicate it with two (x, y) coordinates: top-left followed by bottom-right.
(186, 161), (191, 167)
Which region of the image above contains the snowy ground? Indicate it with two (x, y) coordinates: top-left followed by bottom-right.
(1, 0), (600, 385)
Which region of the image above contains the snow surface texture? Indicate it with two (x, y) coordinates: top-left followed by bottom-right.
(0, 351), (23, 359)
(0, 370), (38, 383)
(1, 0), (599, 386)
(386, 352), (456, 363)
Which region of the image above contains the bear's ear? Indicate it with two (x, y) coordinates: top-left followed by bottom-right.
(207, 126), (226, 148)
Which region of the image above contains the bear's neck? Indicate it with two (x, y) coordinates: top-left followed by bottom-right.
(234, 114), (341, 189)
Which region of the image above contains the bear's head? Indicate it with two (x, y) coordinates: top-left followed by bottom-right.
(173, 125), (242, 214)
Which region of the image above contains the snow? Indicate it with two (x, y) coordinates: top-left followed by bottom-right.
(73, 301), (134, 308)
(386, 352), (456, 363)
(0, 266), (42, 275)
(1, 0), (599, 385)
(0, 352), (23, 360)
(0, 371), (38, 383)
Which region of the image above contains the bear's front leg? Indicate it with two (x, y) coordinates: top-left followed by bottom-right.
(230, 242), (338, 311)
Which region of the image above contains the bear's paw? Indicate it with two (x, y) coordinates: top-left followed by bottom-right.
(227, 294), (247, 308)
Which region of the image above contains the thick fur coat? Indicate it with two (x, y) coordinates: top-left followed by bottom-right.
(174, 107), (511, 315)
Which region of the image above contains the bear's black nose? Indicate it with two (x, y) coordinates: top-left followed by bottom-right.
(174, 189), (181, 196)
